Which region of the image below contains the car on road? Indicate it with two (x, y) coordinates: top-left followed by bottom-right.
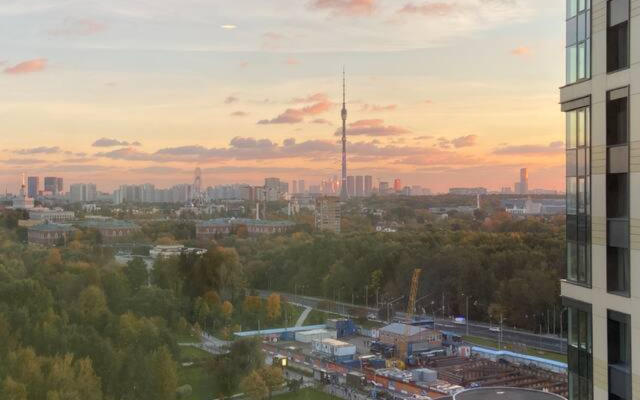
(489, 326), (501, 332)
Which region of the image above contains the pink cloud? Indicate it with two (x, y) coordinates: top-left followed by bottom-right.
(258, 100), (332, 124)
(285, 58), (301, 66)
(4, 59), (47, 75)
(398, 2), (455, 16)
(336, 119), (409, 136)
(292, 93), (328, 103)
(493, 141), (564, 155)
(310, 0), (376, 16)
(48, 19), (106, 36)
(361, 104), (397, 112)
(510, 46), (532, 57)
(224, 95), (239, 104)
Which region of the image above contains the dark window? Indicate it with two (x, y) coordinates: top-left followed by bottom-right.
(606, 174), (628, 219)
(607, 94), (628, 146)
(607, 0), (629, 72)
(607, 246), (629, 294)
(565, 301), (592, 400)
(608, 311), (631, 400)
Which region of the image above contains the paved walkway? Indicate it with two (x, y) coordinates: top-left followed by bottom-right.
(295, 306), (313, 327)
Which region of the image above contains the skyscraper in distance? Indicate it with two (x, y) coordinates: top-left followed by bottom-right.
(27, 176), (39, 198)
(292, 180), (298, 194)
(519, 168), (529, 194)
(393, 179), (402, 192)
(347, 176), (355, 197)
(339, 69), (348, 201)
(355, 176), (364, 197)
(299, 180), (306, 194)
(364, 175), (373, 196)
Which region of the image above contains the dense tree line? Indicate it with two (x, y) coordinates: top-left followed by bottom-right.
(229, 227), (565, 331)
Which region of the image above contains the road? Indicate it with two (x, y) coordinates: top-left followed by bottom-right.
(257, 289), (567, 354)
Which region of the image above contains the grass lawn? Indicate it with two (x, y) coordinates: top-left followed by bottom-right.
(180, 345), (215, 363)
(462, 335), (567, 363)
(176, 331), (200, 344)
(177, 364), (216, 400)
(305, 309), (345, 325)
(274, 388), (341, 400)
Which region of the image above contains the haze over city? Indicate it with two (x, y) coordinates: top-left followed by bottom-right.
(1, 0), (565, 193)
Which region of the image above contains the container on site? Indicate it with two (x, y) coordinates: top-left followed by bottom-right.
(346, 371), (366, 388)
(312, 338), (356, 357)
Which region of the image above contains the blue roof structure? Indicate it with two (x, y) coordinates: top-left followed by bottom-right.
(471, 347), (567, 371)
(198, 218), (295, 227)
(234, 324), (326, 338)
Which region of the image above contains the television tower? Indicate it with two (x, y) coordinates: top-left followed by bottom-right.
(339, 68), (348, 201)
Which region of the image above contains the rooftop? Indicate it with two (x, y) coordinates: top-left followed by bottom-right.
(380, 322), (431, 337)
(197, 218), (295, 227)
(454, 388), (566, 400)
(28, 223), (77, 232)
(318, 338), (352, 347)
(77, 219), (139, 229)
(234, 324), (326, 338)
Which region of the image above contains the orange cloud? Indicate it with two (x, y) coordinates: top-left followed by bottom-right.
(4, 59), (47, 75)
(510, 46), (532, 57)
(398, 2), (455, 16)
(230, 111), (249, 117)
(310, 0), (376, 16)
(285, 58), (301, 66)
(336, 119), (409, 136)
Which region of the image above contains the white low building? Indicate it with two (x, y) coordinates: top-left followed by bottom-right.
(29, 207), (75, 222)
(294, 329), (336, 343)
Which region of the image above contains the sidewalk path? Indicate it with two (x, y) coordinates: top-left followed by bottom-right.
(295, 306), (313, 327)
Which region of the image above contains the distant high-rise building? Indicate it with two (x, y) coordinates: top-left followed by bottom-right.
(299, 180), (306, 194)
(315, 196), (341, 234)
(501, 187), (513, 194)
(265, 177), (280, 190)
(393, 179), (402, 192)
(56, 178), (64, 194)
(519, 168), (529, 194)
(292, 180), (298, 194)
(279, 181), (289, 194)
(70, 183), (97, 203)
(355, 176), (364, 197)
(379, 181), (390, 195)
(193, 167), (202, 200)
(364, 176), (373, 196)
(44, 177), (57, 193)
(27, 176), (39, 198)
(347, 176), (355, 197)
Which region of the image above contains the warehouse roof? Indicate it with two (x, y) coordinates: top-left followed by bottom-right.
(234, 324), (326, 338)
(318, 338), (352, 347)
(28, 223), (77, 232)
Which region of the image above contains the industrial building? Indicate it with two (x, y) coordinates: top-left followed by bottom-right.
(379, 323), (443, 357)
(77, 219), (140, 242)
(312, 338), (356, 361)
(295, 329), (336, 344)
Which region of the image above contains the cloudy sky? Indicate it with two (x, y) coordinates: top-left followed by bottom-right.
(0, 0), (565, 193)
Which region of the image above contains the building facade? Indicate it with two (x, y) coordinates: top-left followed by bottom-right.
(27, 223), (77, 246)
(560, 1), (636, 399)
(196, 218), (295, 239)
(69, 183), (97, 203)
(364, 175), (373, 196)
(29, 208), (75, 222)
(378, 323), (442, 358)
(78, 219), (140, 242)
(315, 196), (341, 233)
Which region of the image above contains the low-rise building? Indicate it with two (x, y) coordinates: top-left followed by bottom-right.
(379, 323), (442, 357)
(28, 223), (77, 246)
(77, 219), (140, 242)
(149, 244), (207, 258)
(196, 218), (295, 239)
(29, 207), (75, 223)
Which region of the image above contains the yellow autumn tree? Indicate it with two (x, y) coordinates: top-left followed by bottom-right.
(266, 294), (281, 322)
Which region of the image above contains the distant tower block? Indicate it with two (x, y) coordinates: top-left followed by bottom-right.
(193, 167), (202, 197)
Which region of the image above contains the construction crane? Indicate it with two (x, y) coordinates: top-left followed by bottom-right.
(395, 268), (422, 369)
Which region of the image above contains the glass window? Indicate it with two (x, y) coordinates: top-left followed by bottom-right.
(567, 111), (577, 149)
(607, 311), (631, 400)
(607, 0), (629, 72)
(566, 303), (593, 400)
(568, 242), (578, 281)
(567, 0), (591, 83)
(568, 177), (577, 214)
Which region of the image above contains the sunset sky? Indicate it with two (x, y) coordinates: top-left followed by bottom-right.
(0, 0), (566, 193)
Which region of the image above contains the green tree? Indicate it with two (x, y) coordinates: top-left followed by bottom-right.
(258, 366), (284, 398)
(240, 371), (268, 400)
(124, 258), (149, 292)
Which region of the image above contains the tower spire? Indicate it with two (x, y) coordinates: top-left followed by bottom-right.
(339, 68), (348, 201)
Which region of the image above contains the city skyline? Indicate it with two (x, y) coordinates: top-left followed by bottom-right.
(1, 0), (565, 192)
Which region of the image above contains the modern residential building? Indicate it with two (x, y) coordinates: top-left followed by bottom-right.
(44, 176), (63, 194)
(519, 168), (529, 194)
(315, 196), (341, 233)
(69, 183), (97, 203)
(299, 180), (306, 194)
(195, 218), (295, 239)
(560, 1), (634, 399)
(355, 176), (364, 197)
(364, 175), (373, 196)
(27, 223), (77, 246)
(292, 180), (298, 195)
(27, 176), (39, 198)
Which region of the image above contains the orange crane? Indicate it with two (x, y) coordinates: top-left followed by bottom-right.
(395, 268), (422, 368)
